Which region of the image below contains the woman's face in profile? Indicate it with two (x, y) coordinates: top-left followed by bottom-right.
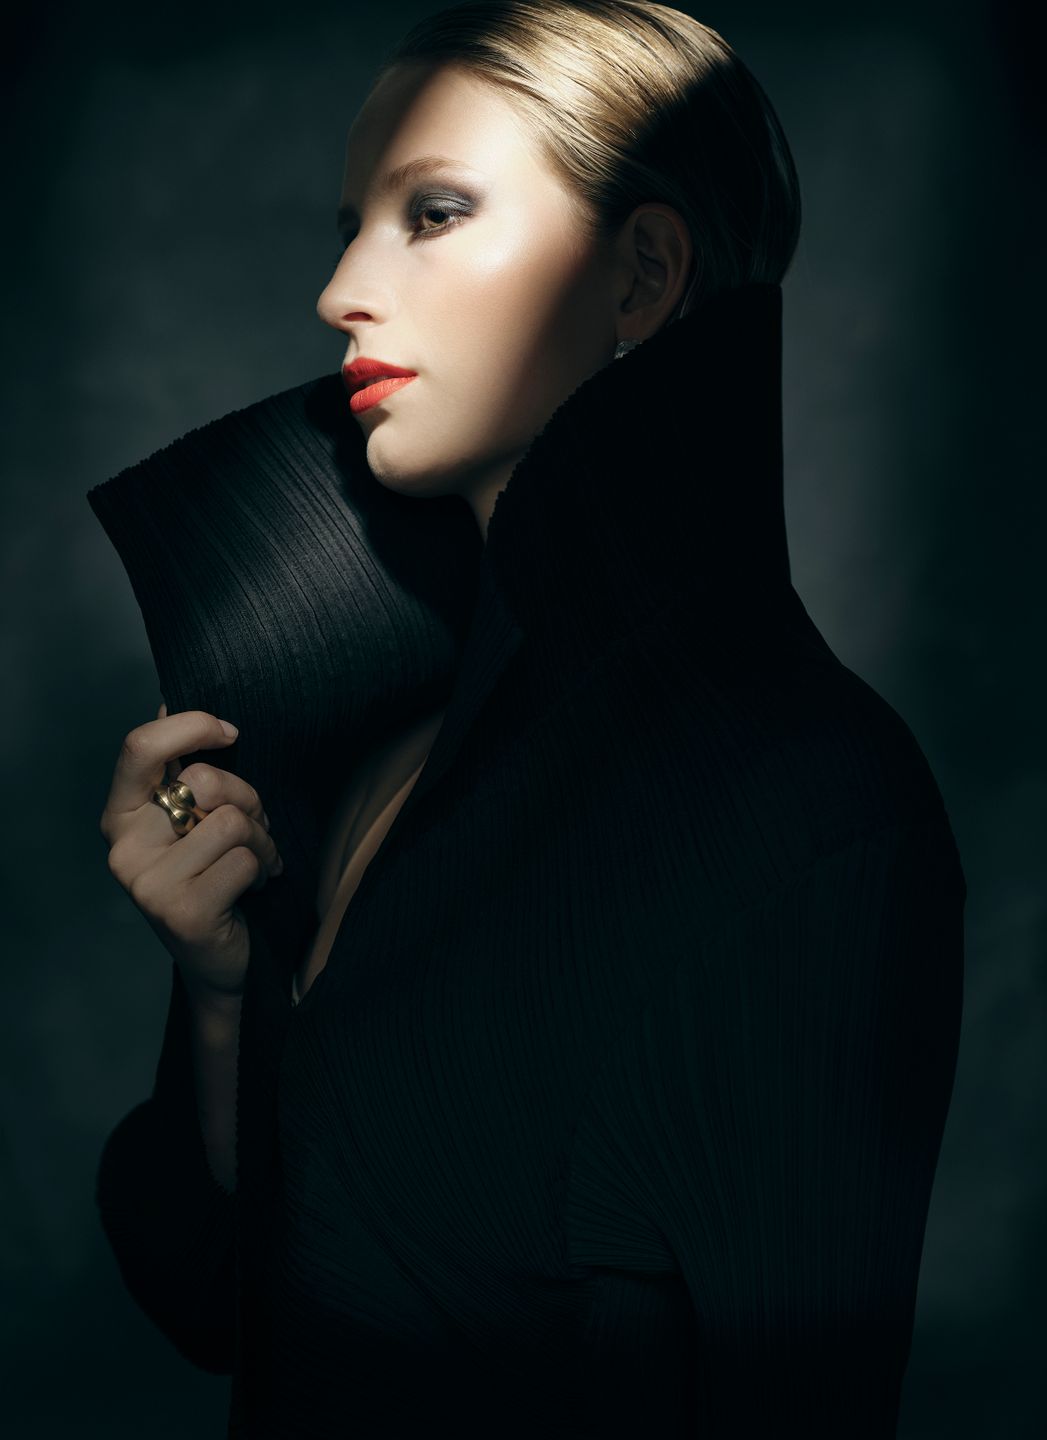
(316, 60), (618, 534)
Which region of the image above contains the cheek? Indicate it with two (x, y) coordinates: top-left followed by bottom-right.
(432, 311), (598, 469)
(370, 211), (601, 478)
(445, 196), (590, 328)
(439, 239), (550, 339)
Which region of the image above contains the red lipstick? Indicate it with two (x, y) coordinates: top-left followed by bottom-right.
(342, 356), (418, 415)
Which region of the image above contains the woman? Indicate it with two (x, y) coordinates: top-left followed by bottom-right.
(91, 4), (966, 1435)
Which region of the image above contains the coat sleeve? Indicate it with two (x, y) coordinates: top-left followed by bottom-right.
(95, 961), (237, 1374)
(566, 817), (966, 1436)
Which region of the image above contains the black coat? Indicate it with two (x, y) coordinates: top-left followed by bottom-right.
(89, 281), (966, 1437)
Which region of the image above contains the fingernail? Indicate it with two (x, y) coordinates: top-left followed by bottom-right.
(273, 856), (284, 875)
(262, 811), (271, 830)
(219, 719), (239, 738)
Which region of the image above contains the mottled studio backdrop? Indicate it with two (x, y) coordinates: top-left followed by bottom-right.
(1, 0), (1042, 1434)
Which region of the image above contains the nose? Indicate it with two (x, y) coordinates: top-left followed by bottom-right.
(317, 282), (366, 332)
(316, 257), (378, 332)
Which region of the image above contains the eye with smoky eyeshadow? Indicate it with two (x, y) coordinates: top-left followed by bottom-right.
(334, 188), (476, 262)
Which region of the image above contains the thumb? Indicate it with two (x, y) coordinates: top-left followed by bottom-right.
(156, 699), (181, 783)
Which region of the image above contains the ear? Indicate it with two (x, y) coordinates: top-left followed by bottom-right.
(613, 204), (694, 343)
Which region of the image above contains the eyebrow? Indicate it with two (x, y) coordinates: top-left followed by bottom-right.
(336, 155), (484, 229)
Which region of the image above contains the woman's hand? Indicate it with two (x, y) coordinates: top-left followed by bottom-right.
(99, 701), (283, 1010)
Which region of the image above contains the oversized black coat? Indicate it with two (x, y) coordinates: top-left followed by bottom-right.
(89, 281), (966, 1437)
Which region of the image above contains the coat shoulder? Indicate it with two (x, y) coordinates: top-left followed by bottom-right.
(590, 590), (960, 890)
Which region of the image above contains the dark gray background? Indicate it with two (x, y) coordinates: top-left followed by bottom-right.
(2, 0), (1041, 1434)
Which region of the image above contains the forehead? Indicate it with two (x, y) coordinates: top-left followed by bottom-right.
(339, 62), (545, 207)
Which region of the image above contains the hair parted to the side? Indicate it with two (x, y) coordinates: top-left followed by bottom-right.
(371, 0), (801, 318)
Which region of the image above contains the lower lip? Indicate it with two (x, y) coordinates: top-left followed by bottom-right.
(348, 374), (418, 414)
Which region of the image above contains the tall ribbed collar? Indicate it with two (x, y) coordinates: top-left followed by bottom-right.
(482, 280), (791, 669)
(395, 281), (793, 821)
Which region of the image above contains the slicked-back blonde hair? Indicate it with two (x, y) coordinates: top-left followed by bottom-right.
(372, 0), (801, 318)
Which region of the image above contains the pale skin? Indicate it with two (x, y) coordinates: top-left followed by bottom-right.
(316, 59), (695, 538)
(99, 61), (694, 1185)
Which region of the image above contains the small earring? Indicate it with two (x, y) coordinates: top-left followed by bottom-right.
(614, 338), (640, 360)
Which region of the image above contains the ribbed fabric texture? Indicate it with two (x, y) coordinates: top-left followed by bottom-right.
(89, 283), (966, 1437)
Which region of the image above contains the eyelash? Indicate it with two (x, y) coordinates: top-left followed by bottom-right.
(334, 194), (470, 264)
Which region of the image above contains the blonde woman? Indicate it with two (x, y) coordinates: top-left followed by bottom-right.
(92, 3), (965, 1434)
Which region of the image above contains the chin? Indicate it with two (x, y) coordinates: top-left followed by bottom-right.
(363, 441), (465, 503)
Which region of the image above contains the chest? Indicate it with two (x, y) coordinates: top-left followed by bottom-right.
(294, 706), (448, 1004)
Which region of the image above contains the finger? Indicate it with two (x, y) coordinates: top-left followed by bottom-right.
(157, 699), (168, 719)
(171, 762), (271, 831)
(160, 805), (282, 887)
(163, 755), (186, 788)
(105, 711), (239, 820)
(183, 844), (278, 926)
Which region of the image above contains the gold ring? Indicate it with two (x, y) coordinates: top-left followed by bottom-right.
(166, 779), (197, 809)
(151, 784), (207, 838)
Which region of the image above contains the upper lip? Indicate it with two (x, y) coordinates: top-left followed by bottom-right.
(342, 356), (418, 395)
